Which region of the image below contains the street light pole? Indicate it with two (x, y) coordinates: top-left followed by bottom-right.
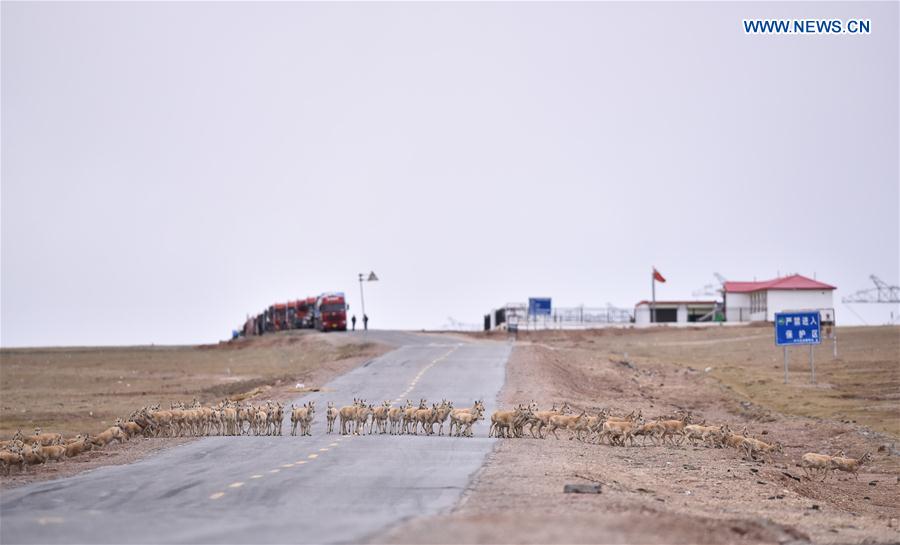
(358, 273), (367, 335)
(358, 271), (378, 336)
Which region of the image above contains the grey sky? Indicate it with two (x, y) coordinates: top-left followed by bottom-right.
(2, 2), (898, 346)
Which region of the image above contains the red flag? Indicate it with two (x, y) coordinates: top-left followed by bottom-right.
(653, 268), (666, 283)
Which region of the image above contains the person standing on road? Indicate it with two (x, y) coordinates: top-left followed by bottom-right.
(351, 315), (357, 331)
(363, 314), (369, 331)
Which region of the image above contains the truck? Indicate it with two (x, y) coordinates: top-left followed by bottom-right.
(269, 303), (289, 331)
(314, 292), (348, 332)
(288, 298), (316, 329)
(239, 293), (348, 337)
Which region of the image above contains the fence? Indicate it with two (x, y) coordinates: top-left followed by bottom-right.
(491, 305), (634, 330)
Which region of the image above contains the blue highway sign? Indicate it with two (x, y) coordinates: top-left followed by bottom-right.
(775, 311), (821, 346)
(528, 298), (552, 316)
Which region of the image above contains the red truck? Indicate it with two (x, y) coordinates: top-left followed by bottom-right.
(269, 303), (289, 331)
(288, 298), (315, 329)
(239, 294), (347, 337)
(314, 292), (348, 331)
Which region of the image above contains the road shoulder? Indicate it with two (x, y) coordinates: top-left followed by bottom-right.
(377, 329), (900, 544)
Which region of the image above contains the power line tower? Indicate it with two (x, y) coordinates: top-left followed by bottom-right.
(841, 275), (900, 303)
(692, 272), (727, 297)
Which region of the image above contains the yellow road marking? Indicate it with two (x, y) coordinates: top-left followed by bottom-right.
(319, 448), (329, 452)
(308, 454), (318, 459)
(250, 475), (263, 479)
(282, 463), (295, 468)
(269, 469), (280, 473)
(296, 460), (307, 464)
(329, 442), (338, 447)
(36, 517), (64, 525)
(228, 482), (244, 488)
(209, 492), (225, 500)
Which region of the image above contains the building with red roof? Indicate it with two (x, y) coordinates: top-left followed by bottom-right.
(724, 274), (835, 322)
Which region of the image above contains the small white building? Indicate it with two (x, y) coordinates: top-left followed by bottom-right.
(634, 300), (718, 325)
(724, 274), (835, 322)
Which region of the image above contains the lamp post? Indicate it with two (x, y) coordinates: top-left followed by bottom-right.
(358, 271), (379, 335)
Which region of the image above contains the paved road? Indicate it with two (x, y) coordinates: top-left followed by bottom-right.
(0, 332), (510, 544)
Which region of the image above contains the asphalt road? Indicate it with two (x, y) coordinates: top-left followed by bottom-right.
(0, 332), (510, 544)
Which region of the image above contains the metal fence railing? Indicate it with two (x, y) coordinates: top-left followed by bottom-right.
(550, 306), (634, 325)
(488, 305), (635, 330)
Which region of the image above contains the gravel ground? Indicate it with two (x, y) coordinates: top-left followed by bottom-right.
(377, 329), (900, 545)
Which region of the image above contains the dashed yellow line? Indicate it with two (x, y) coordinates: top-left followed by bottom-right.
(401, 347), (456, 397)
(209, 347), (453, 506)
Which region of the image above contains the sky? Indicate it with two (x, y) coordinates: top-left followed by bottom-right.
(2, 2), (898, 347)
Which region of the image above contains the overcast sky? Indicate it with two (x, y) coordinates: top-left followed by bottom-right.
(2, 2), (898, 347)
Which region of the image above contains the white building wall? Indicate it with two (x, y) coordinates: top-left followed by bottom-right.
(765, 290), (835, 321)
(677, 304), (688, 323)
(725, 292), (751, 322)
(635, 304), (651, 326)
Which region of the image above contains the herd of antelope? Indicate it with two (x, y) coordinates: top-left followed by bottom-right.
(0, 424), (126, 476)
(0, 397), (873, 482)
(486, 401), (872, 478)
(0, 397), (485, 475)
(488, 403), (784, 458)
(326, 398), (486, 437)
(0, 399), (291, 475)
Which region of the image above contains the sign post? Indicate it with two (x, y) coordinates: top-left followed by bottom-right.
(783, 346), (788, 384)
(775, 311), (822, 384)
(819, 308), (837, 360)
(528, 298), (552, 330)
(809, 345), (815, 384)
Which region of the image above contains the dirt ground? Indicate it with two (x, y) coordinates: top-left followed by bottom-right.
(378, 325), (900, 545)
(0, 331), (388, 488)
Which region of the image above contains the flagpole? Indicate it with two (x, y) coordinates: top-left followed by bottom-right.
(651, 268), (656, 324)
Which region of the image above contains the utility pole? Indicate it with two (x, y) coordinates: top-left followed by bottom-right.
(358, 271), (379, 336)
(358, 273), (366, 331)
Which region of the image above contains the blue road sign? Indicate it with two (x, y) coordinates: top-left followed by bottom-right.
(775, 311), (821, 346)
(528, 298), (552, 316)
